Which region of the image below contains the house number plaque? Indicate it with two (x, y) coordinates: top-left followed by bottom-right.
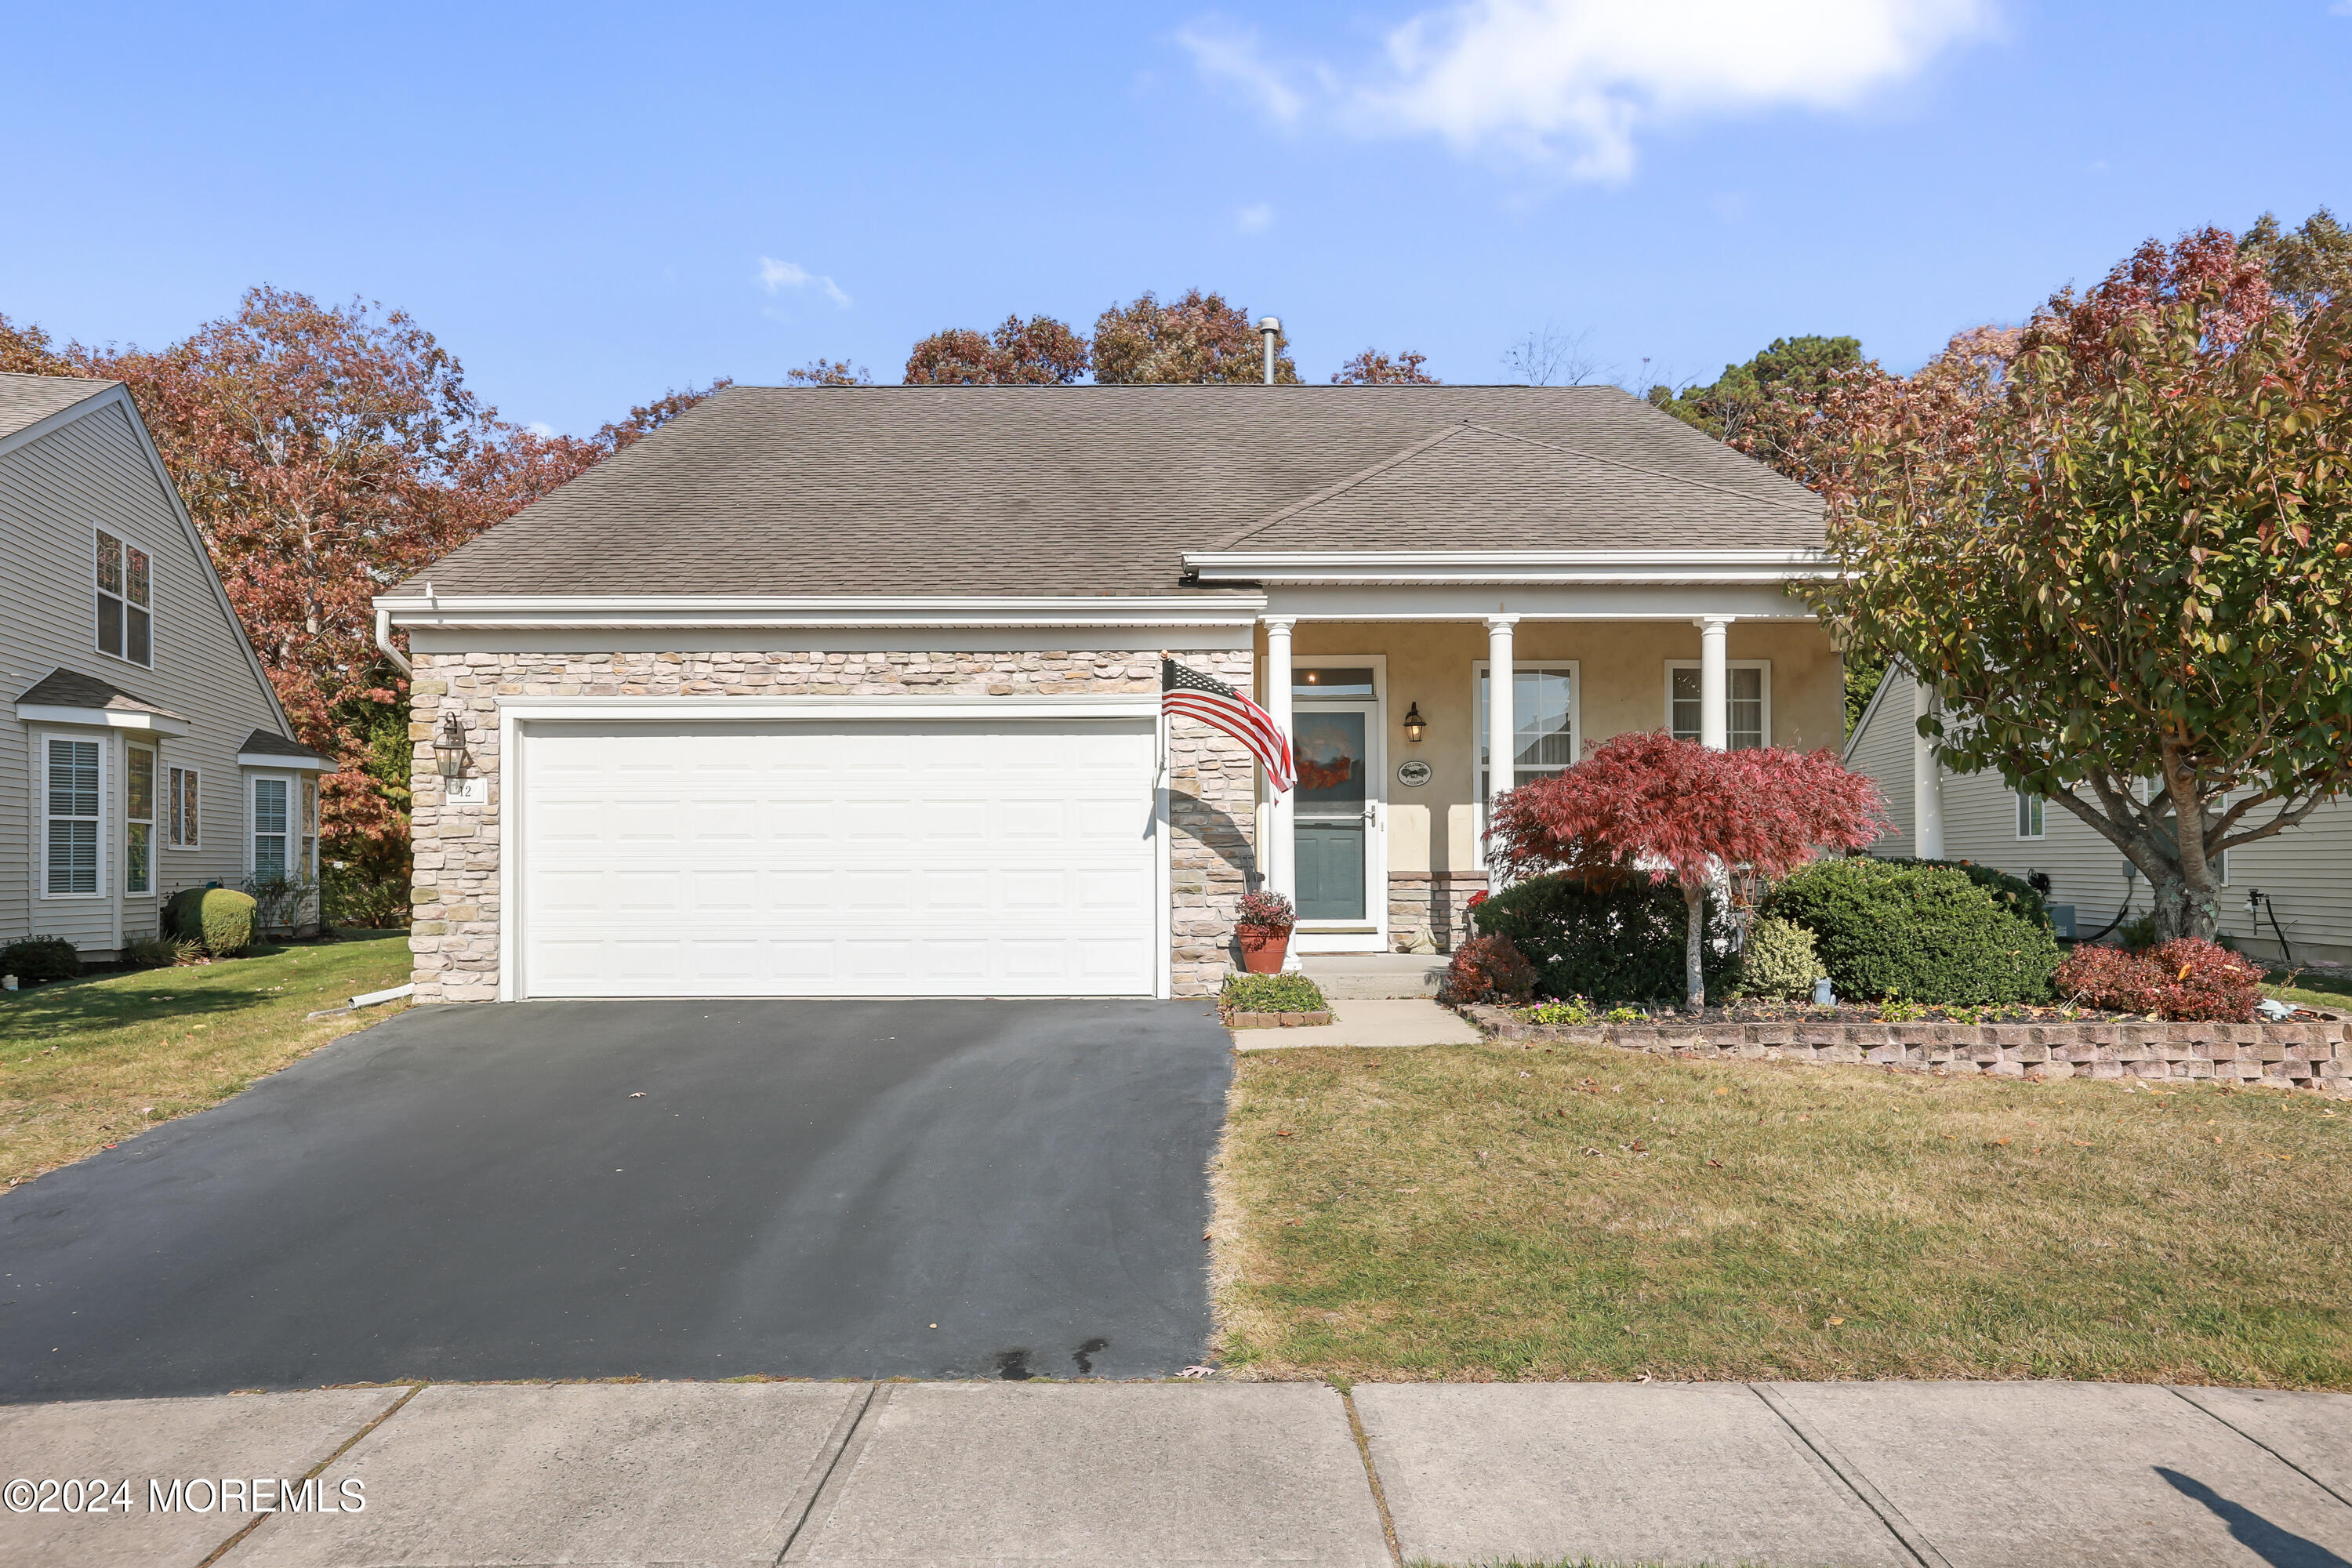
(1395, 760), (1432, 787)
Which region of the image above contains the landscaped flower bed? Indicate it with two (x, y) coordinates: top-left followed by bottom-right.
(1220, 972), (1333, 1029)
(1460, 1004), (2352, 1095)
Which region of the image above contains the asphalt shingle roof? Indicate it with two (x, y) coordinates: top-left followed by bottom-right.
(238, 728), (334, 764)
(0, 372), (114, 442)
(16, 667), (185, 720)
(401, 384), (1826, 597)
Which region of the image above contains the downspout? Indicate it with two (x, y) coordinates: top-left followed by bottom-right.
(374, 605), (412, 677)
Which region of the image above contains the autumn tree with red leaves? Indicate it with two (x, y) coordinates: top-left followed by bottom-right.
(904, 314), (1089, 384)
(1092, 289), (1297, 384)
(1487, 731), (1886, 1009)
(1794, 226), (2352, 944)
(1330, 348), (1439, 385)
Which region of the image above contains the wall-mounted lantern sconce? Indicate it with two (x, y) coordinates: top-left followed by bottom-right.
(434, 713), (470, 779)
(1402, 702), (1427, 744)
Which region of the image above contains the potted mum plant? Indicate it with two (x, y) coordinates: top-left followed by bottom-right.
(1235, 889), (1295, 975)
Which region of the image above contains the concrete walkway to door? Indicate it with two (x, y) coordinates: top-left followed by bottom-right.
(0, 999), (1232, 1400)
(5, 1377), (2349, 1566)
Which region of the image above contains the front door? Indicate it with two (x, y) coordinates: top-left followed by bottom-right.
(1290, 666), (1383, 947)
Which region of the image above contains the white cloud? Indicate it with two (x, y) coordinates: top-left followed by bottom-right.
(1236, 201), (1275, 234)
(758, 256), (851, 308)
(525, 420), (557, 438)
(1178, 20), (1311, 122)
(1185, 1), (1991, 181)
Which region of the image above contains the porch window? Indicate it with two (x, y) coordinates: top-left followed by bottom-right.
(1667, 663), (1769, 749)
(1478, 665), (1577, 799)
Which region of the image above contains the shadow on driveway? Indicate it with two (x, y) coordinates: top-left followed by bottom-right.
(0, 999), (1232, 1400)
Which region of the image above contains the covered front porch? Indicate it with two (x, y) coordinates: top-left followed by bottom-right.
(1240, 601), (1843, 956)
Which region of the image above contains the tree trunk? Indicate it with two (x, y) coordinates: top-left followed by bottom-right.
(2151, 872), (2221, 943)
(1684, 880), (1707, 1012)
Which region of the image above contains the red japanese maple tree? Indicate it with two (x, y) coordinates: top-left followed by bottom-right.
(1487, 731), (1887, 1009)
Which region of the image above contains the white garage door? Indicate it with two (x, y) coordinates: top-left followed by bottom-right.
(516, 717), (1160, 998)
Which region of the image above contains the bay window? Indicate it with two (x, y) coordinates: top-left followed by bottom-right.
(45, 737), (102, 896)
(126, 745), (155, 894)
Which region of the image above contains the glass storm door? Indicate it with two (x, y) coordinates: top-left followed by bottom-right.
(1292, 701), (1377, 922)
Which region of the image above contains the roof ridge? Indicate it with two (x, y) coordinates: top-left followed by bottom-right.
(1457, 420), (1820, 516)
(1203, 423), (1475, 550)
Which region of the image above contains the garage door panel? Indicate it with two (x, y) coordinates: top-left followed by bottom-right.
(519, 717), (1160, 997)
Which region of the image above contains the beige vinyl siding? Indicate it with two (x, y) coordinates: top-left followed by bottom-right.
(1845, 677), (1915, 858)
(1, 397), (293, 954)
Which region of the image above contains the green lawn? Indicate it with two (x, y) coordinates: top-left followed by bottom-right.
(0, 931), (412, 1187)
(1214, 1042), (2352, 1388)
(2268, 967), (2352, 1013)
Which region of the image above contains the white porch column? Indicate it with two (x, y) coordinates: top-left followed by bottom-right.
(1262, 615), (1297, 902)
(1912, 673), (1946, 859)
(1698, 616), (1731, 750)
(1485, 614), (1519, 808)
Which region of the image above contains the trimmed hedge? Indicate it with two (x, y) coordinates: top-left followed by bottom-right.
(1764, 858), (2061, 1004)
(1472, 872), (1734, 1004)
(1, 935), (80, 984)
(1876, 855), (2052, 929)
(173, 887), (257, 957)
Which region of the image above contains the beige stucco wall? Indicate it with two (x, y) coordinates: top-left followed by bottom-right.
(407, 648), (1258, 1002)
(1269, 619), (1842, 882)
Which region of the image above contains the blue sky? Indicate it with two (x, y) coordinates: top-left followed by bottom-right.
(4, 2), (2347, 436)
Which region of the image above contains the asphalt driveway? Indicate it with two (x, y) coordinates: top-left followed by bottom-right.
(0, 999), (1233, 1401)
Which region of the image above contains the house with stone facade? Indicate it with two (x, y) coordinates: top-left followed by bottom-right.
(2, 373), (330, 960)
(379, 383), (1844, 1002)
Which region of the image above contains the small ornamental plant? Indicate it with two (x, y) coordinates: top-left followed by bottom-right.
(1438, 934), (1537, 1007)
(2056, 937), (2264, 1022)
(1237, 889), (1294, 934)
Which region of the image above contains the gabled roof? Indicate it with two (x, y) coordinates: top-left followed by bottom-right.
(15, 666), (187, 722)
(237, 728), (334, 767)
(397, 384), (1826, 597)
(0, 372), (115, 442)
(1208, 420), (1816, 552)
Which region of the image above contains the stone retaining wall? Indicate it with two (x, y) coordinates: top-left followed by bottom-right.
(1463, 1007), (2352, 1095)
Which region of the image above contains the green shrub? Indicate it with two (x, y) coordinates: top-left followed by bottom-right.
(1, 935), (80, 984)
(1877, 856), (2053, 929)
(2118, 913), (2158, 952)
(164, 887), (208, 940)
(323, 866), (411, 929)
(192, 887), (258, 958)
(1528, 997), (1595, 1025)
(1472, 872), (1734, 1004)
(1221, 972), (1328, 1013)
(1731, 916), (1824, 1000)
(1764, 858), (2060, 1004)
(122, 932), (181, 968)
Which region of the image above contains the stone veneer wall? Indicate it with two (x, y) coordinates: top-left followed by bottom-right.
(1465, 1008), (2352, 1095)
(1388, 872), (1488, 953)
(408, 648), (1258, 1003)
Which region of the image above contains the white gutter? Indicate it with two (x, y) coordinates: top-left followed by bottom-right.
(1180, 548), (1838, 586)
(374, 592), (1269, 631)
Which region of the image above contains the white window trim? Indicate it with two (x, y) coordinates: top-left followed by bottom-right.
(125, 742), (158, 898)
(38, 730), (107, 901)
(2016, 789), (2046, 840)
(1664, 659), (1772, 748)
(1472, 659), (1582, 872)
(168, 763), (203, 849)
(247, 771), (307, 884)
(93, 525), (157, 670)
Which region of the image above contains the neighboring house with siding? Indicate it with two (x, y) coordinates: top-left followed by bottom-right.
(1846, 667), (2352, 966)
(1, 373), (330, 961)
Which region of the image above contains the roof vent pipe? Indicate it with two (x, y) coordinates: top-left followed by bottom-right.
(1258, 318), (1280, 386)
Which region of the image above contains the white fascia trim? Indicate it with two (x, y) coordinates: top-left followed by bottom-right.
(498, 695), (1162, 720)
(15, 702), (192, 737)
(377, 593), (1268, 630)
(238, 753), (330, 771)
(1183, 549), (1836, 585)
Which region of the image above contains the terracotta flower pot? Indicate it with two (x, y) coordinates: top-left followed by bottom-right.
(1236, 924), (1290, 975)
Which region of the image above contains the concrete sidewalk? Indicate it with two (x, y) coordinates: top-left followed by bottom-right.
(5, 1379), (2349, 1567)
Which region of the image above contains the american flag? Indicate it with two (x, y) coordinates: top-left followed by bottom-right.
(1163, 656), (1294, 794)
